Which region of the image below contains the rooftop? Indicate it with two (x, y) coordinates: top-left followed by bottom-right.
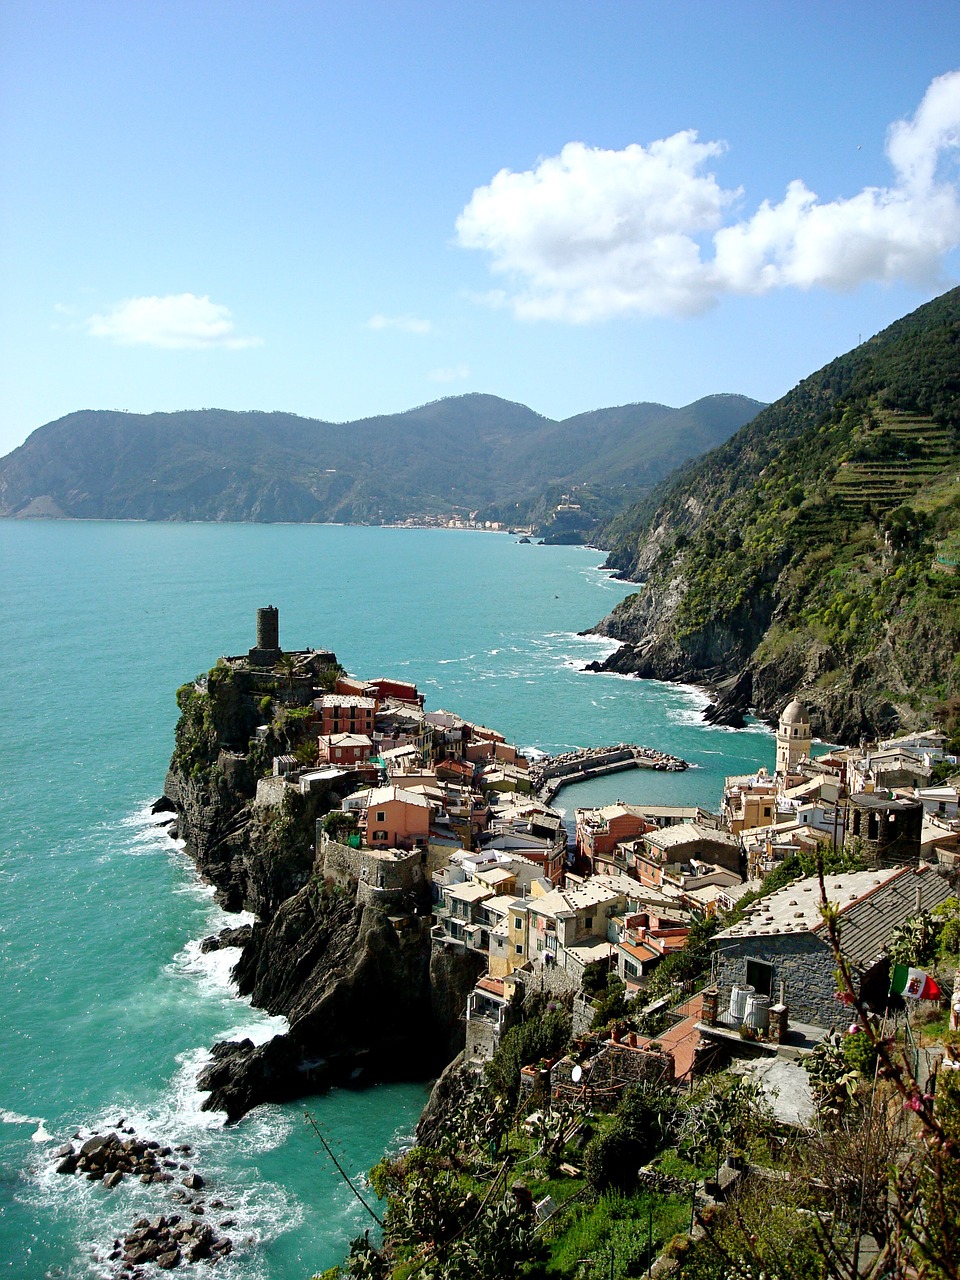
(645, 823), (739, 851)
(364, 785), (434, 809)
(714, 864), (952, 967)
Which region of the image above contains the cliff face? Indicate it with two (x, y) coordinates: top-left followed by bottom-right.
(198, 886), (438, 1120)
(164, 650), (483, 1121)
(195, 883), (484, 1121)
(591, 288), (960, 743)
(165, 760), (332, 918)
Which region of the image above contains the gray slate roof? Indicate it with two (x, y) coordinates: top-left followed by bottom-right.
(715, 864), (952, 970)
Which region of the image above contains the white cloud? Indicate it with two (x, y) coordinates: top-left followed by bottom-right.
(366, 312), (432, 334)
(428, 363), (470, 382)
(86, 293), (262, 349)
(456, 70), (960, 321)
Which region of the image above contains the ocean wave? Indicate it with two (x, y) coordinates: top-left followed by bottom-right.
(667, 707), (712, 727)
(168, 938), (243, 997)
(1, 1107), (42, 1126)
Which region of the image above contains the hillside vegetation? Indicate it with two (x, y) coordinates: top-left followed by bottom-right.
(594, 287), (960, 742)
(0, 392), (762, 530)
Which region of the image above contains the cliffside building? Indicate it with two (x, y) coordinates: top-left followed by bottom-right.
(711, 864), (952, 1029)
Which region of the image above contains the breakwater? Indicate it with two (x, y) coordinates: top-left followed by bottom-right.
(531, 743), (688, 803)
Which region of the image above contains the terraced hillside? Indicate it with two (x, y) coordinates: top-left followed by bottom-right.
(592, 287), (960, 742)
(830, 412), (957, 515)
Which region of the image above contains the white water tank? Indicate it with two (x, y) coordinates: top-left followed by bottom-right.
(744, 993), (770, 1031)
(729, 984), (754, 1020)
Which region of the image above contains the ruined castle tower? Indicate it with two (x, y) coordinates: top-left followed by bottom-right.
(257, 606), (279, 652)
(248, 605), (282, 666)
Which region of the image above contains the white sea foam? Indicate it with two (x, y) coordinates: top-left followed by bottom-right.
(0, 1108), (42, 1126)
(31, 1119), (53, 1143)
(223, 1012), (289, 1046)
(169, 938), (242, 997)
(27, 1074), (303, 1280)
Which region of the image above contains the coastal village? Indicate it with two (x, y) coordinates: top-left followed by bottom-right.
(75, 606), (960, 1278)
(236, 608), (959, 1107)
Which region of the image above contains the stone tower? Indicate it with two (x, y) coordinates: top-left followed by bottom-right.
(845, 794), (922, 867)
(257, 606), (279, 652)
(248, 605), (282, 666)
(775, 697), (811, 775)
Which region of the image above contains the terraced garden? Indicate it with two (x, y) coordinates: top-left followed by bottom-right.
(829, 412), (959, 516)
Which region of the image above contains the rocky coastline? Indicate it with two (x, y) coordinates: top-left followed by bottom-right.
(52, 1126), (235, 1272)
(160, 647), (485, 1124)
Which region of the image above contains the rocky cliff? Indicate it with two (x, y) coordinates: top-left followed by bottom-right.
(590, 287), (960, 744)
(164, 649), (483, 1122)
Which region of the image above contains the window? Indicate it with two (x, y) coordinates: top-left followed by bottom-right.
(372, 831), (388, 842)
(515, 944), (524, 954)
(514, 916), (523, 929)
(376, 811), (386, 822)
(625, 960), (638, 978)
(584, 916), (593, 930)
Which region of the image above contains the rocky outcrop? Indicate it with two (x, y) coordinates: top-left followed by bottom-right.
(53, 1127), (234, 1269)
(162, 647), (497, 1123)
(199, 924), (254, 954)
(194, 881), (482, 1122)
(589, 571), (937, 742)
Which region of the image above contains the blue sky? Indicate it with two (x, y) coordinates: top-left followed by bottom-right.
(3, 1), (960, 455)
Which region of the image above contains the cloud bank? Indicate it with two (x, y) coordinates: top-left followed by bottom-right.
(86, 294), (262, 348)
(456, 70), (960, 321)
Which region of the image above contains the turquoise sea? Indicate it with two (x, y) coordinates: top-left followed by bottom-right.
(0, 522), (774, 1279)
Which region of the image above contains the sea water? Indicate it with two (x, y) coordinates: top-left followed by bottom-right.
(0, 522), (774, 1279)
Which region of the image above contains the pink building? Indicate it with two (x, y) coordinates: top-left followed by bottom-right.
(362, 785), (433, 849)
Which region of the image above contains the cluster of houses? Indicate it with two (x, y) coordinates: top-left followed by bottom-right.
(239, 613), (958, 1091)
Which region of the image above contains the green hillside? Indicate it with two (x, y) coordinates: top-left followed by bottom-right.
(594, 287), (960, 742)
(0, 392), (762, 528)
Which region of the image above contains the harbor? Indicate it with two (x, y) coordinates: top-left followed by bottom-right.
(531, 743), (688, 804)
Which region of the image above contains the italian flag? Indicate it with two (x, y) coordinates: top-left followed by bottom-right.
(890, 964), (942, 1001)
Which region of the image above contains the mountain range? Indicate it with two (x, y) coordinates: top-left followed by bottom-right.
(0, 393), (763, 529)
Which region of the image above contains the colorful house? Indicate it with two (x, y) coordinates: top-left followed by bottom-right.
(361, 784), (433, 849)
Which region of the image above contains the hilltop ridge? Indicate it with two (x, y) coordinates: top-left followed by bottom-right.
(0, 392), (763, 530)
(592, 286), (960, 742)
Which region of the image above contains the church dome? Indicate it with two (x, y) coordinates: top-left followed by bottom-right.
(781, 698), (809, 726)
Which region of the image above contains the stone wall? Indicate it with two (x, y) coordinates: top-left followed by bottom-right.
(713, 932), (841, 1029)
(319, 832), (427, 910)
(255, 776), (289, 808)
(465, 1016), (500, 1064)
(523, 956), (582, 1000)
